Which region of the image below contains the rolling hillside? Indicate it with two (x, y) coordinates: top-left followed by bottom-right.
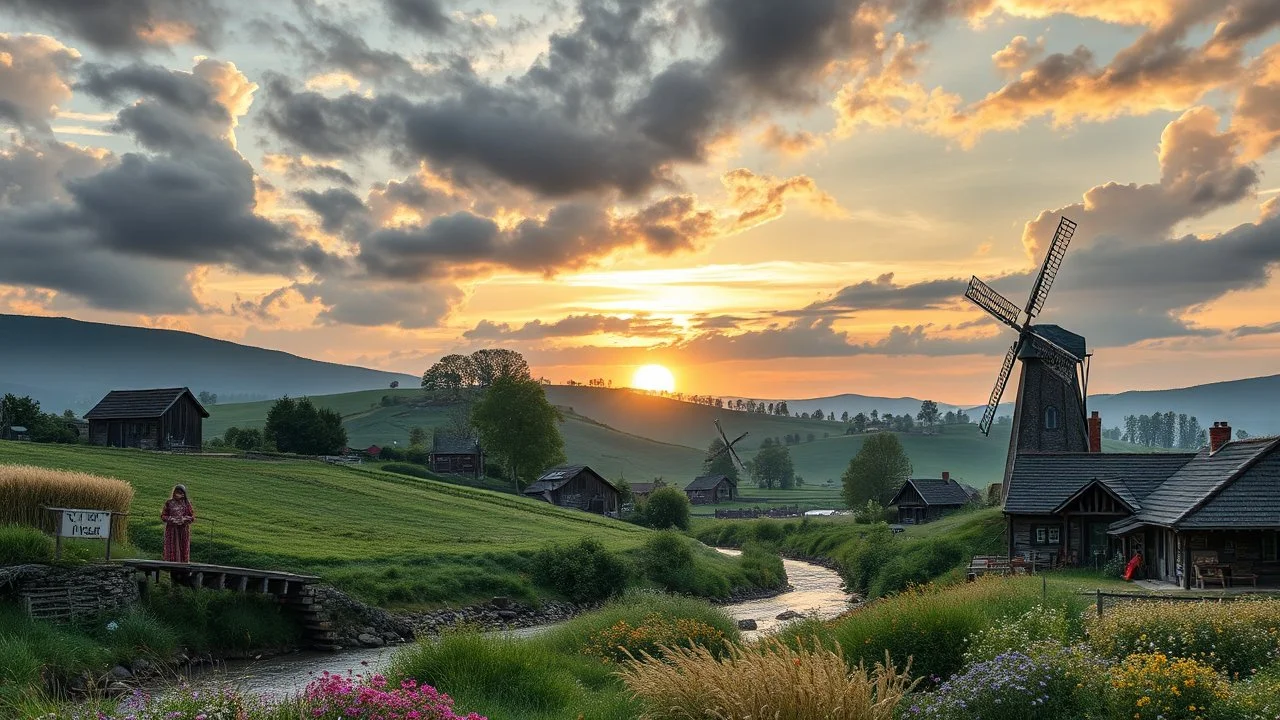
(0, 314), (415, 412)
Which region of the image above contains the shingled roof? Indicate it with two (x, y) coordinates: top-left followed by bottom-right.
(1004, 452), (1195, 515)
(84, 388), (208, 420)
(523, 465), (618, 495)
(890, 477), (977, 507)
(685, 474), (734, 491)
(431, 435), (481, 455)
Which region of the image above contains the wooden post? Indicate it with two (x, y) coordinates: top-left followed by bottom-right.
(237, 576), (248, 593)
(105, 518), (113, 562)
(1096, 588), (1103, 618)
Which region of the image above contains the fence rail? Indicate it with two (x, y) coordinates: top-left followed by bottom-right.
(713, 506), (803, 520)
(1081, 588), (1273, 617)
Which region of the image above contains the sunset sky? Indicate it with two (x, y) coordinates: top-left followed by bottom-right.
(1, 0), (1279, 403)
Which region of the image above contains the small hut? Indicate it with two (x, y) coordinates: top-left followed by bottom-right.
(684, 474), (738, 505)
(429, 436), (483, 479)
(523, 465), (620, 515)
(85, 388), (207, 450)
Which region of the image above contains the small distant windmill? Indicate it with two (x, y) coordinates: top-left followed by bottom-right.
(964, 216), (1090, 465)
(709, 419), (748, 470)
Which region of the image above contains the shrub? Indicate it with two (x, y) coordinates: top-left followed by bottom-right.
(539, 591), (740, 657)
(1212, 666), (1280, 720)
(383, 463), (432, 479)
(530, 538), (630, 603)
(905, 645), (1108, 720)
(582, 612), (729, 663)
(1088, 599), (1280, 678)
(0, 464), (134, 542)
(1106, 653), (1229, 720)
(619, 640), (914, 720)
(302, 672), (487, 719)
(964, 605), (1072, 663)
(737, 542), (787, 589)
(640, 486), (690, 530)
(0, 524), (53, 564)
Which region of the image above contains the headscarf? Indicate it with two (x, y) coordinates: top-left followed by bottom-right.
(171, 484), (190, 505)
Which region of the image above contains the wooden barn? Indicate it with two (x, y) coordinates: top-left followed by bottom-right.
(85, 388), (208, 451)
(629, 482), (659, 500)
(430, 436), (483, 479)
(523, 465), (620, 515)
(889, 472), (978, 524)
(684, 474), (737, 505)
(1005, 420), (1280, 587)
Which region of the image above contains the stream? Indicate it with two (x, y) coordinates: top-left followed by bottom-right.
(187, 552), (853, 698)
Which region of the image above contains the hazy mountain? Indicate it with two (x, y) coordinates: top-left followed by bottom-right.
(1087, 376), (1280, 437)
(0, 315), (416, 412)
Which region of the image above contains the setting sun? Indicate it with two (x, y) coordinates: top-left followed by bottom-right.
(631, 364), (676, 393)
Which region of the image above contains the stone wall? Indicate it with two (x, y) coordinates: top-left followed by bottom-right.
(0, 564), (140, 619)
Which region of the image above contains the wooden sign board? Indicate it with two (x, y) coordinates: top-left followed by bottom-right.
(58, 509), (112, 539)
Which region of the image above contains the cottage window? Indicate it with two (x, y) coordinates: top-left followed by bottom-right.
(1033, 525), (1062, 546)
(1266, 532), (1279, 562)
(1044, 406), (1060, 430)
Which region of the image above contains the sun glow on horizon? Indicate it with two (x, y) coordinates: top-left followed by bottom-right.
(631, 364), (676, 393)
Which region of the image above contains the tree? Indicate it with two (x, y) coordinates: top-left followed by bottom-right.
(390, 380), (400, 389)
(703, 438), (741, 482)
(0, 394), (41, 431)
(841, 432), (912, 508)
(469, 348), (531, 387)
(812, 407), (824, 422)
(1124, 414), (1139, 444)
(223, 426), (265, 451)
(752, 439), (795, 490)
(641, 486), (691, 530)
(841, 411), (850, 423)
(1184, 416), (1204, 449)
(264, 397), (347, 455)
(851, 412), (867, 433)
(917, 400), (940, 429)
(869, 409), (879, 424)
(408, 426), (429, 448)
(422, 354), (475, 395)
(470, 376), (565, 489)
(198, 391), (218, 406)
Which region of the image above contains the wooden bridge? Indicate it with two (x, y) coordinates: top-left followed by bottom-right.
(120, 560), (339, 650)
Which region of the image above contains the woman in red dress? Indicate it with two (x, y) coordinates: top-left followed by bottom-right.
(161, 484), (195, 562)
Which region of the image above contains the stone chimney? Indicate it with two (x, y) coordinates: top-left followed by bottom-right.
(1088, 411), (1102, 453)
(1209, 421), (1232, 453)
(942, 471), (950, 482)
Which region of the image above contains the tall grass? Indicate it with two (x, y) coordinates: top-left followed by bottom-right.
(619, 640), (915, 720)
(0, 524), (55, 563)
(0, 464), (134, 542)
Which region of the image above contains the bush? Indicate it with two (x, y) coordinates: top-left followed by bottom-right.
(539, 591), (739, 657)
(619, 639), (914, 720)
(640, 486), (689, 530)
(1088, 599), (1280, 678)
(383, 463), (432, 479)
(1213, 666), (1280, 719)
(530, 538), (629, 603)
(737, 542), (787, 589)
(582, 612), (729, 663)
(0, 464), (134, 542)
(1106, 653), (1229, 720)
(0, 524), (53, 564)
(964, 605), (1072, 663)
(906, 645), (1108, 720)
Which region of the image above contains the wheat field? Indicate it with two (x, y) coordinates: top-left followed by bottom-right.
(0, 464), (134, 542)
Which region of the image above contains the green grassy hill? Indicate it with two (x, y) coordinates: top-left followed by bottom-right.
(0, 441), (653, 607)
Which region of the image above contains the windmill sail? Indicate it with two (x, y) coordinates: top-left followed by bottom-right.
(965, 277), (1022, 330)
(979, 342), (1019, 435)
(1026, 332), (1080, 384)
(1023, 217), (1077, 319)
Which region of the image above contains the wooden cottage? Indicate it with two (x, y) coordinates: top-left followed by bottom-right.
(524, 465), (620, 515)
(684, 474), (737, 505)
(85, 388), (208, 450)
(889, 472), (978, 524)
(629, 482), (658, 501)
(1005, 421), (1280, 587)
(429, 436), (483, 479)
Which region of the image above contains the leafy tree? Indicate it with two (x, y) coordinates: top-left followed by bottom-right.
(853, 499), (886, 524)
(1238, 429), (1251, 440)
(390, 380), (399, 389)
(223, 426), (265, 451)
(869, 409), (879, 424)
(811, 407), (823, 422)
(197, 391), (218, 406)
(1184, 416), (1204, 449)
(470, 377), (565, 489)
(421, 353), (475, 395)
(917, 400), (940, 429)
(408, 426), (429, 448)
(469, 348), (531, 387)
(640, 486), (691, 530)
(264, 396), (347, 455)
(1124, 414), (1139, 443)
(0, 393), (42, 431)
(752, 438), (795, 490)
(703, 438), (741, 483)
(842, 432), (912, 507)
(851, 412), (867, 433)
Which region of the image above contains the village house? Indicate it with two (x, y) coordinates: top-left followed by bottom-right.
(684, 474), (737, 505)
(1005, 416), (1280, 587)
(429, 436), (483, 479)
(523, 465), (620, 515)
(889, 472), (979, 524)
(628, 481), (658, 501)
(85, 388), (207, 451)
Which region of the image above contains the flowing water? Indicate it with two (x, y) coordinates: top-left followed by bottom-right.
(186, 552), (852, 698)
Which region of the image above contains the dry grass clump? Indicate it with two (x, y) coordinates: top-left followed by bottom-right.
(618, 639), (915, 720)
(0, 464), (133, 542)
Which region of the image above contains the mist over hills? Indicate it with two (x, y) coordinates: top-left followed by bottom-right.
(0, 315), (416, 411)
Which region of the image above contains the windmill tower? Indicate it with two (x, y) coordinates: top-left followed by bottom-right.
(964, 217), (1089, 499)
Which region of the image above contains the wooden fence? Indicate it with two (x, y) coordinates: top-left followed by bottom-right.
(713, 506), (803, 520)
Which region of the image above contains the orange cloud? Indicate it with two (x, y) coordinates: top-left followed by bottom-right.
(721, 169), (847, 230)
(758, 125), (825, 157)
(991, 35), (1045, 75)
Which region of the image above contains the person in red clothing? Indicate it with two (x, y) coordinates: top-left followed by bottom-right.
(161, 484), (195, 562)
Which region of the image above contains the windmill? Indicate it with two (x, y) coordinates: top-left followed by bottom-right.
(709, 419), (748, 471)
(964, 216), (1090, 470)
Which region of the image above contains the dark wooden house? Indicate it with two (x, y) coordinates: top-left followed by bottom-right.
(430, 436), (483, 479)
(523, 465), (620, 515)
(684, 474), (737, 505)
(889, 472), (978, 524)
(1005, 421), (1280, 587)
(629, 482), (658, 500)
(85, 388), (208, 450)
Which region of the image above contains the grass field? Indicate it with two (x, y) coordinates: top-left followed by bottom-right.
(0, 441), (664, 606)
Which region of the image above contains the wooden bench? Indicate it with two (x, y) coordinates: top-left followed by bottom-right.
(1194, 563), (1227, 589)
(1232, 562), (1259, 587)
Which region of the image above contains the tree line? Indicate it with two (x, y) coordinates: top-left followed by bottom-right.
(0, 394), (81, 444)
(1117, 412), (1246, 449)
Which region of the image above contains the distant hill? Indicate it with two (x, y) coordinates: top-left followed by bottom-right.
(723, 393), (948, 420)
(0, 314), (416, 411)
(1088, 375), (1280, 436)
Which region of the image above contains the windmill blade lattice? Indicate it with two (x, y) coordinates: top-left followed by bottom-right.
(979, 342), (1019, 435)
(1023, 217), (1077, 319)
(713, 420), (749, 470)
(1025, 332), (1081, 384)
(965, 276), (1022, 330)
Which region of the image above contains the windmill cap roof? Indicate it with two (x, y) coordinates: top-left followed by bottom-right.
(1022, 324), (1086, 359)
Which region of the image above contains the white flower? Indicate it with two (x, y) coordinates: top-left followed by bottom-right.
(106, 621), (119, 632)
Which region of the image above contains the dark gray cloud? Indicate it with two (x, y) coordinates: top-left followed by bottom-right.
(260, 76), (410, 157)
(384, 0), (451, 35)
(464, 314), (677, 341)
(0, 139), (111, 207)
(295, 275), (463, 329)
(1232, 321), (1280, 338)
(798, 272), (967, 314)
(296, 188), (370, 234)
(1, 0), (225, 52)
(0, 34), (79, 132)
